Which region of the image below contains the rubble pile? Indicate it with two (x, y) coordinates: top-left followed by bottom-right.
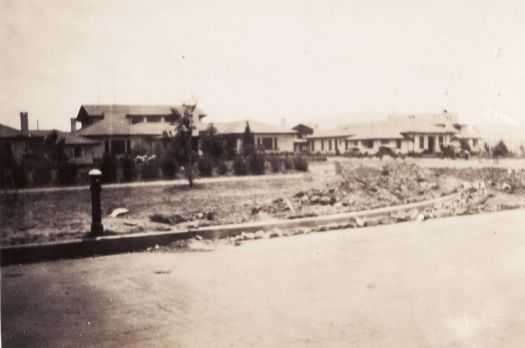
(433, 167), (525, 194)
(251, 163), (447, 218)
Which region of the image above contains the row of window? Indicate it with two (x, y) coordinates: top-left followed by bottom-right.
(312, 139), (402, 152)
(104, 140), (131, 154)
(130, 115), (179, 124)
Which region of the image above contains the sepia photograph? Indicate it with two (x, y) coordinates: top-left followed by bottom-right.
(1, 0), (525, 346)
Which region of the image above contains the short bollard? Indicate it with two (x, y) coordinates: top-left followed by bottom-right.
(89, 169), (104, 236)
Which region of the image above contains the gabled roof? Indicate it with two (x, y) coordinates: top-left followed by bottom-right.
(346, 123), (405, 140)
(78, 104), (206, 118)
(309, 117), (458, 140)
(0, 124), (21, 138)
(306, 125), (356, 138)
(0, 124), (98, 145)
(213, 120), (297, 135)
(76, 104), (207, 137)
(454, 125), (483, 139)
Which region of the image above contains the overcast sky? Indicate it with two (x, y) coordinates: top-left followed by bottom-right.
(2, 0), (525, 131)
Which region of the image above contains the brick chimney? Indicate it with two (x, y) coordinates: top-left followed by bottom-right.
(70, 118), (77, 132)
(20, 112), (29, 136)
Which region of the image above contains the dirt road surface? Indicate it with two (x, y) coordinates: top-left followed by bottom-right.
(2, 209), (525, 347)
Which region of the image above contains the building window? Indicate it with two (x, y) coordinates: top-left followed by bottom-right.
(126, 140), (131, 153)
(165, 115), (179, 123)
(419, 136), (424, 150)
(364, 140), (373, 149)
(345, 141), (348, 150)
(104, 141), (110, 153)
(131, 117), (143, 124)
(147, 116), (161, 123)
(262, 138), (273, 150)
(473, 139), (478, 147)
(328, 140), (332, 151)
(439, 136), (444, 146)
(396, 139), (401, 149)
(274, 137), (278, 150)
(311, 141), (315, 152)
(111, 140), (126, 154)
(321, 140), (324, 151)
(73, 146), (82, 158)
(381, 139), (389, 145)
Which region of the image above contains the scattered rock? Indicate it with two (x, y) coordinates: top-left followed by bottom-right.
(109, 208), (130, 218)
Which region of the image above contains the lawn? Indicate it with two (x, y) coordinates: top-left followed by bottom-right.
(2, 159), (524, 246)
(0, 172), (334, 246)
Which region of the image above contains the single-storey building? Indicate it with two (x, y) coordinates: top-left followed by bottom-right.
(291, 124), (314, 152)
(305, 125), (356, 155)
(1, 112), (100, 164)
(213, 120), (297, 154)
(305, 111), (484, 156)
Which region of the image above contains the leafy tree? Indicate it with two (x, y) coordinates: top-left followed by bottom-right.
(459, 140), (471, 152)
(241, 122), (256, 157)
(44, 130), (67, 166)
(492, 140), (510, 158)
(168, 104), (198, 186)
(200, 124), (224, 162)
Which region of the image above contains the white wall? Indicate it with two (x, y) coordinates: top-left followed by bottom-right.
(254, 133), (296, 152)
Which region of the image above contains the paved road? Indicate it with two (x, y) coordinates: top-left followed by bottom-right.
(2, 209), (525, 347)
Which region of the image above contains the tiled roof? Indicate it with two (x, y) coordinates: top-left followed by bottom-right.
(0, 125), (98, 145)
(454, 126), (483, 139)
(309, 117), (458, 140)
(77, 104), (207, 136)
(306, 125), (356, 138)
(0, 124), (21, 138)
(213, 120), (297, 134)
(346, 123), (405, 140)
(80, 104), (206, 118)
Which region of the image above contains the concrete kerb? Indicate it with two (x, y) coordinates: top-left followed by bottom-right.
(1, 192), (461, 266)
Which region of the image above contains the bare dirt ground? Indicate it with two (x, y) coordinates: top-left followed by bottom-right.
(3, 209), (525, 347)
(2, 159), (525, 246)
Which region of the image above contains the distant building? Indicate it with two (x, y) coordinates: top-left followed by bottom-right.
(213, 120), (297, 154)
(0, 112), (99, 164)
(75, 104), (207, 159)
(305, 111), (485, 155)
(291, 124), (314, 152)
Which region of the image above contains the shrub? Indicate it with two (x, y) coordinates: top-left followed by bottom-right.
(12, 162), (27, 188)
(233, 156), (249, 175)
(493, 140), (510, 158)
(121, 156), (136, 182)
(248, 152), (266, 175)
(283, 158), (294, 171)
(57, 162), (77, 186)
(200, 124), (224, 162)
(293, 156), (309, 172)
(216, 160), (228, 175)
(32, 160), (53, 186)
(160, 153), (177, 179)
(197, 156), (213, 177)
(101, 152), (117, 183)
(140, 159), (159, 180)
(269, 157), (282, 173)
